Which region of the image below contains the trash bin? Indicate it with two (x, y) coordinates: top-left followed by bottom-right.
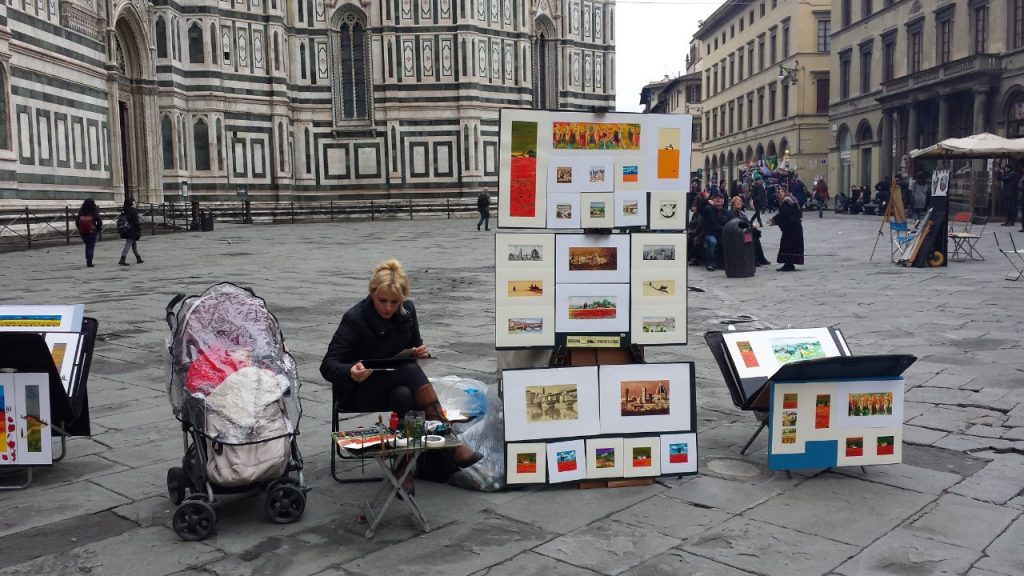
(200, 209), (215, 232)
(722, 219), (756, 278)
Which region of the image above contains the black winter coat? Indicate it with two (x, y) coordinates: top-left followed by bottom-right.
(320, 296), (424, 400)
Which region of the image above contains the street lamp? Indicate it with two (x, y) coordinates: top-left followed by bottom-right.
(778, 60), (799, 84)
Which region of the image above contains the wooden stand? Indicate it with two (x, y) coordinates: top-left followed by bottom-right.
(579, 478), (655, 489)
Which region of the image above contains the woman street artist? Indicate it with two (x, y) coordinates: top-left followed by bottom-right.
(320, 259), (482, 496)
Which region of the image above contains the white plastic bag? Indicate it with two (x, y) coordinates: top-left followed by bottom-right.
(430, 375), (488, 418)
(448, 382), (504, 492)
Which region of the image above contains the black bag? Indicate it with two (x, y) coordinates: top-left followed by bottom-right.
(116, 212), (131, 238)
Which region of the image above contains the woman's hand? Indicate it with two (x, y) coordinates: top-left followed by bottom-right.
(412, 344), (430, 359)
(350, 361), (373, 383)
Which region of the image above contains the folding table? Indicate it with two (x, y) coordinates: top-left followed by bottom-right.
(359, 433), (462, 538)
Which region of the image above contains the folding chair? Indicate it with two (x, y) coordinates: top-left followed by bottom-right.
(949, 216), (986, 262)
(948, 212), (971, 234)
(993, 232), (1024, 281)
(891, 221), (916, 263)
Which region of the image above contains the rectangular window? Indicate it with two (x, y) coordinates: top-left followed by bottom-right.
(758, 37), (765, 71)
(938, 19), (952, 64)
(816, 79), (829, 113)
(974, 6), (987, 54)
(738, 99), (744, 130)
(909, 31), (922, 73)
(769, 87), (776, 121)
(740, 18), (744, 32)
(758, 90), (764, 124)
(713, 65), (719, 96)
(817, 20), (831, 52)
(783, 25), (790, 58)
(860, 48), (872, 94)
(882, 36), (895, 82)
(770, 30), (777, 65)
(730, 57), (735, 86)
(747, 44), (754, 76)
(842, 0), (851, 28)
(1015, 0), (1024, 49)
(760, 2), (765, 17)
(782, 84), (789, 118)
(839, 51), (851, 100)
(739, 51), (745, 81)
(729, 105), (734, 133)
(862, 0), (872, 19)
(748, 94), (754, 127)
(750, 10), (754, 25)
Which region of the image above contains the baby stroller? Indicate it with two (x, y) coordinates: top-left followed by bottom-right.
(164, 283), (307, 541)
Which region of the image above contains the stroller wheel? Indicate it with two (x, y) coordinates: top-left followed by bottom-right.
(172, 499), (217, 541)
(265, 480), (306, 524)
(167, 467), (188, 505)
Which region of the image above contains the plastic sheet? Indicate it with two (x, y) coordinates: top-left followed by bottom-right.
(431, 375), (488, 418)
(447, 382), (505, 492)
(166, 283), (301, 445)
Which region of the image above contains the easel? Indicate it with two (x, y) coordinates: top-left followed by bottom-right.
(869, 179), (907, 261)
(550, 345), (657, 489)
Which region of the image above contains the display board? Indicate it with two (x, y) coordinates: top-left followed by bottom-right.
(0, 372), (52, 465)
(504, 362), (698, 485)
(498, 110), (692, 230)
(767, 378), (904, 470)
(495, 232), (687, 349)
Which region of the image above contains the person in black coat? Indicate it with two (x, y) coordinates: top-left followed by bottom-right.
(118, 198), (143, 266)
(727, 196), (771, 266)
(700, 193), (730, 271)
(321, 259), (481, 493)
(770, 187), (804, 271)
(75, 198), (102, 267)
(476, 189), (491, 231)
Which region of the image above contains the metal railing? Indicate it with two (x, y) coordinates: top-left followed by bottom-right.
(0, 196), (482, 252)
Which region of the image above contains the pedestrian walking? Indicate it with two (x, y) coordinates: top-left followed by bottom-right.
(770, 187), (804, 272)
(1000, 164), (1020, 226)
(118, 198), (144, 266)
(476, 189), (491, 231)
(750, 177), (766, 226)
(75, 198), (102, 268)
(813, 177), (829, 218)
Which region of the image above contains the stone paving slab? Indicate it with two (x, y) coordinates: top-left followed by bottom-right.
(535, 519), (682, 575)
(973, 515), (1024, 575)
(467, 551), (602, 576)
(0, 481), (130, 538)
(618, 549), (757, 576)
(904, 494), (1020, 552)
(833, 529), (981, 576)
(492, 484), (663, 534)
(661, 475), (777, 515)
(743, 473), (935, 547)
(949, 453), (1024, 504)
(682, 516), (859, 576)
(610, 493), (733, 540)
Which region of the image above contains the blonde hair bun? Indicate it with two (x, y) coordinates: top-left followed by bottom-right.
(369, 259), (410, 302)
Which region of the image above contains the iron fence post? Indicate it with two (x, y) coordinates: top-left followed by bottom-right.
(25, 206), (31, 249)
(409, 199), (413, 220)
(291, 201), (295, 224)
(65, 206), (70, 245)
(371, 199), (375, 221)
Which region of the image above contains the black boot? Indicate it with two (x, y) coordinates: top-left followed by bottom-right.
(136, 256), (144, 264)
(118, 257), (128, 266)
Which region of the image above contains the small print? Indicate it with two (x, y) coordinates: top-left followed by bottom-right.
(876, 436), (895, 456)
(737, 340), (759, 368)
(783, 393), (798, 410)
(508, 244), (543, 262)
(567, 296), (617, 320)
(556, 166), (573, 183)
(846, 437), (864, 457)
(525, 384), (578, 423)
(781, 428), (797, 444)
(507, 280), (543, 297)
(781, 410), (797, 427)
(595, 447), (616, 468)
(516, 452), (537, 473)
(589, 166), (606, 182)
(589, 201), (606, 218)
(557, 449), (578, 472)
(668, 442), (688, 463)
(642, 245), (676, 261)
(621, 200), (639, 215)
(631, 446), (652, 468)
(556, 204), (573, 220)
(848, 392), (893, 416)
(642, 316), (675, 333)
(568, 247), (617, 270)
(508, 318), (542, 334)
(642, 280), (675, 296)
(815, 394), (831, 429)
(622, 165), (639, 182)
(620, 380), (670, 417)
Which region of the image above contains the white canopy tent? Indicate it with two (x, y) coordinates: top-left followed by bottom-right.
(910, 133), (1024, 160)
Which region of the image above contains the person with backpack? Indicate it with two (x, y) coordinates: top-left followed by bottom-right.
(75, 198), (102, 267)
(476, 188), (491, 231)
(118, 198), (144, 266)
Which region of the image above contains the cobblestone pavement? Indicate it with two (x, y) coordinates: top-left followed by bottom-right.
(0, 210), (1022, 576)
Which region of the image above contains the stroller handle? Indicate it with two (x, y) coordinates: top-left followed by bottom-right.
(166, 293), (186, 330)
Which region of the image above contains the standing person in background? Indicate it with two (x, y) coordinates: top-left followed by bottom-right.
(727, 196), (771, 266)
(700, 192), (730, 272)
(910, 172), (930, 221)
(75, 198), (102, 268)
(1001, 163), (1020, 226)
(118, 198), (143, 266)
(750, 176), (766, 226)
(770, 187), (804, 272)
(791, 177), (808, 210)
(476, 188), (491, 231)
(813, 177), (829, 218)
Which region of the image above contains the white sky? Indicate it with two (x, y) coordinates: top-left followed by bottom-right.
(615, 0), (721, 112)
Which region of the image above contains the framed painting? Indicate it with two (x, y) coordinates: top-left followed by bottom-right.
(506, 442), (548, 484)
(0, 373), (15, 464)
(503, 366), (600, 441)
(13, 372), (52, 465)
(579, 157), (614, 192)
(555, 233), (630, 284)
(555, 282), (630, 334)
(497, 270), (555, 306)
(613, 190), (648, 228)
(648, 191), (687, 230)
(547, 157), (584, 193)
(585, 437), (624, 478)
(623, 437), (661, 477)
(598, 363), (694, 434)
(580, 193), (615, 229)
(645, 117), (692, 192)
(835, 380), (904, 429)
(721, 328), (845, 381)
(660, 432), (698, 474)
(498, 110), (548, 228)
(44, 332), (82, 397)
(547, 438), (587, 483)
(614, 156), (645, 192)
(631, 305), (687, 346)
(631, 233), (686, 270)
(496, 307), (555, 348)
(495, 233), (556, 269)
(547, 192), (581, 229)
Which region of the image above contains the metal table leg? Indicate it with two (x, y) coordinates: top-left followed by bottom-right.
(361, 451), (432, 538)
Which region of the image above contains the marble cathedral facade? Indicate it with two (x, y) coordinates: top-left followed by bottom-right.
(0, 0), (615, 206)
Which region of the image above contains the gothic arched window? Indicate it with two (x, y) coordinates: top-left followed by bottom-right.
(161, 115), (174, 169)
(188, 23), (204, 64)
(194, 118), (210, 170)
(155, 17), (167, 59)
(532, 17), (558, 109)
(330, 9), (370, 122)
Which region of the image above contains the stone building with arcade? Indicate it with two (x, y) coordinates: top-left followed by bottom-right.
(0, 0), (615, 207)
